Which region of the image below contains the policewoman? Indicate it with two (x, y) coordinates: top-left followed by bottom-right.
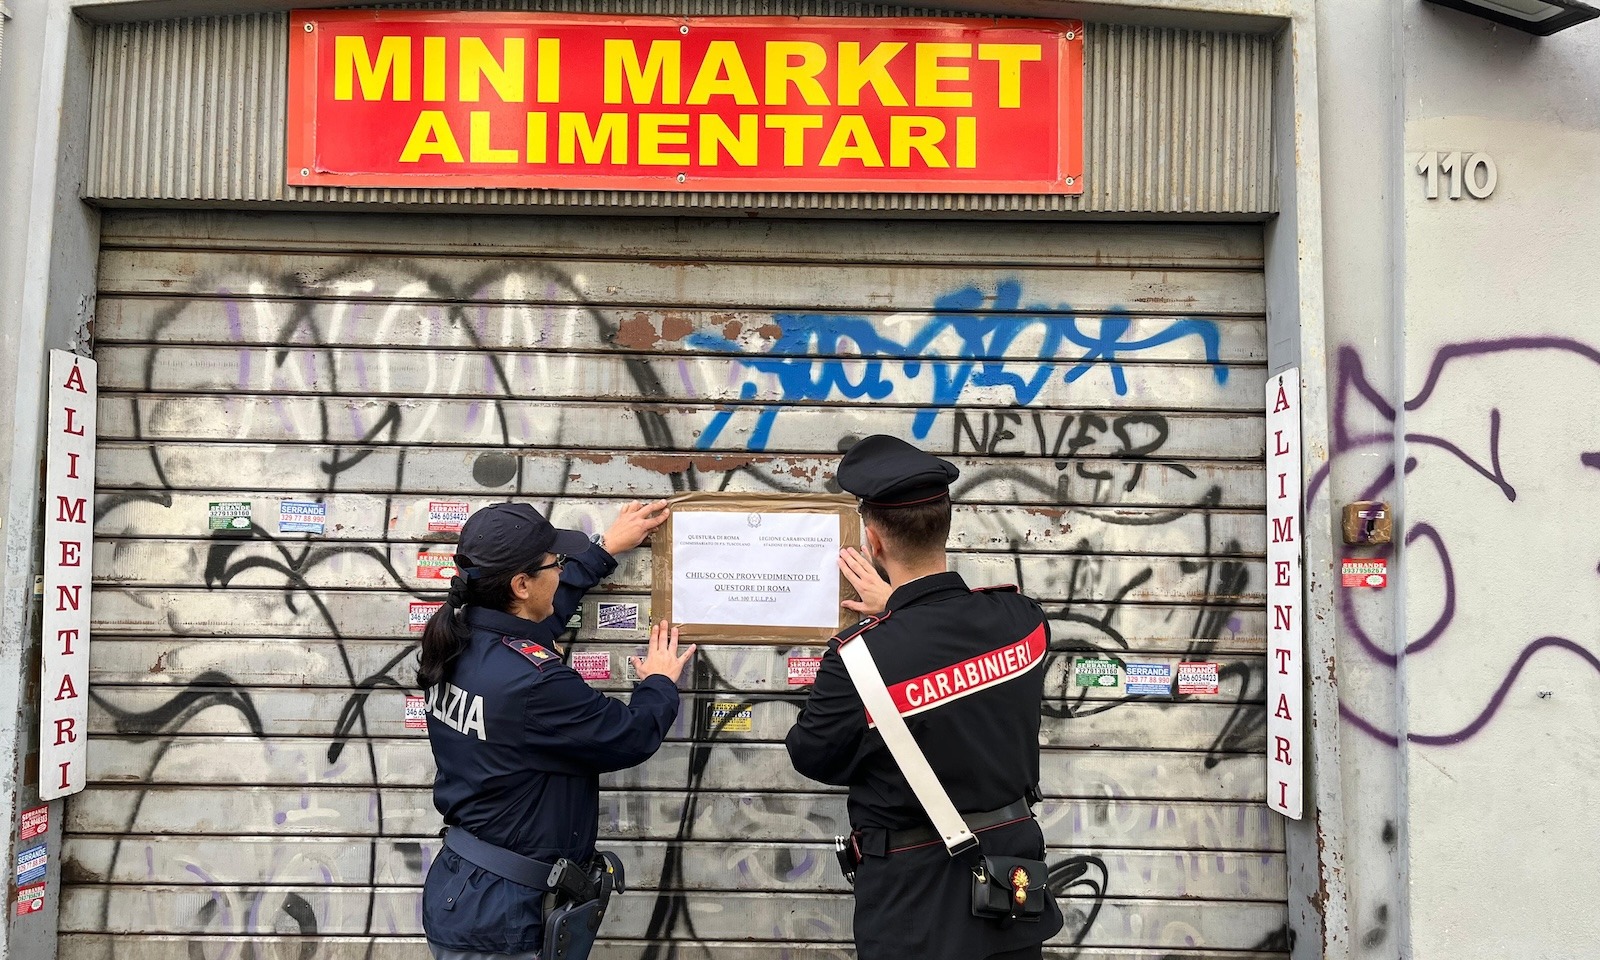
(786, 436), (1064, 960)
(418, 500), (695, 960)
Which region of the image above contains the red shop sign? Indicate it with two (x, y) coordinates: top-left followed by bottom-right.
(288, 10), (1084, 194)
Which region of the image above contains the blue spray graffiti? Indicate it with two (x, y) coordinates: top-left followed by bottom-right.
(687, 279), (1229, 450)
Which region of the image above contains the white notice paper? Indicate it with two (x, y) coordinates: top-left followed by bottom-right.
(671, 511), (841, 629)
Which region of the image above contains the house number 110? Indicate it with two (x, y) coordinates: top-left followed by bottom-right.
(1416, 151), (1497, 199)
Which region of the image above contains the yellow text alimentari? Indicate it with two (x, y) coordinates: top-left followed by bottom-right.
(396, 111), (978, 168)
(332, 34), (1045, 168)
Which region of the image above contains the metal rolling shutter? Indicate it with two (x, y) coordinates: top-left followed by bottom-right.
(68, 209), (1284, 960)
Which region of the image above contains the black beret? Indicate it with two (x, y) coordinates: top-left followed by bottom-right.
(836, 435), (960, 507)
(454, 502), (592, 579)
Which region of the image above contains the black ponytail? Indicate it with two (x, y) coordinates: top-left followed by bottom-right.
(415, 559), (552, 689)
(417, 576), (471, 690)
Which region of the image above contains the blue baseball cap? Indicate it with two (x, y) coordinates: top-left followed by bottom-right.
(453, 503), (591, 579)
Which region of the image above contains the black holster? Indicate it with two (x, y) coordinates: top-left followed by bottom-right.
(542, 851), (625, 960)
(833, 832), (863, 885)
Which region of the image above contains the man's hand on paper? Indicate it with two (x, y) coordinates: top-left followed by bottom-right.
(839, 547), (891, 617)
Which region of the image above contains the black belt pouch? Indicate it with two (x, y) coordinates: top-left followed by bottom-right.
(970, 854), (1050, 922)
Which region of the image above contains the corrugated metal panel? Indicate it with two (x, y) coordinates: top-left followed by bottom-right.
(86, 8), (1275, 215)
(66, 209), (1284, 958)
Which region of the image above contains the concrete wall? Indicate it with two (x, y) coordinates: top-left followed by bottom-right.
(1317, 2), (1600, 958)
(1, 1), (100, 957)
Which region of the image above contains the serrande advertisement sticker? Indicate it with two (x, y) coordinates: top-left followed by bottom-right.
(709, 701), (754, 733)
(404, 695), (428, 730)
(15, 844), (46, 886)
(1072, 657), (1120, 688)
(1176, 661), (1221, 696)
(1124, 662), (1173, 696)
(278, 500), (327, 534)
(596, 602), (639, 632)
(208, 501), (252, 532)
(417, 552), (458, 580)
(787, 656), (823, 686)
(14, 883), (44, 921)
(1341, 557), (1388, 589)
(19, 805), (47, 842)
(427, 500), (471, 533)
(571, 651), (612, 681)
(409, 602), (444, 632)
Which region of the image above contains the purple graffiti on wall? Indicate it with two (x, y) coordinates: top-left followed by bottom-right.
(1321, 337), (1600, 747)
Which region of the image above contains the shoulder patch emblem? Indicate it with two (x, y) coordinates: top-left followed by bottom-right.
(501, 636), (558, 667)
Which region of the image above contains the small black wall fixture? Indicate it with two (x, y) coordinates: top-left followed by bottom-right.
(1423, 0), (1600, 35)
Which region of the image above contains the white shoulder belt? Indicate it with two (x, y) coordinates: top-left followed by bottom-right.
(838, 633), (978, 856)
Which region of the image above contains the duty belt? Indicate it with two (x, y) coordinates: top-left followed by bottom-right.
(443, 825), (556, 890)
(882, 797), (1036, 853)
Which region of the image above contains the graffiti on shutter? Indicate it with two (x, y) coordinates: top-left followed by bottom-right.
(71, 213), (1284, 957)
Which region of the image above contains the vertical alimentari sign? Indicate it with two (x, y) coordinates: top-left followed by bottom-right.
(41, 351), (95, 800)
(1266, 369), (1303, 819)
(287, 11), (1084, 194)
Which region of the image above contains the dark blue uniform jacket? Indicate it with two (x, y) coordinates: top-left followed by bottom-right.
(422, 544), (681, 954)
